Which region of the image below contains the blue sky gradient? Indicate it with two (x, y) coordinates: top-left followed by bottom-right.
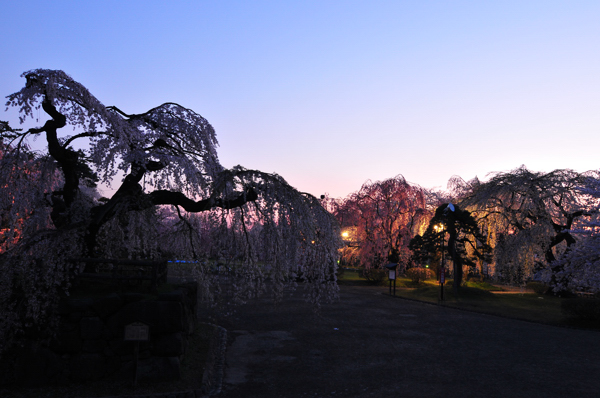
(2, 1), (600, 198)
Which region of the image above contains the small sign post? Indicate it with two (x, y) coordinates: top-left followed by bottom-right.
(125, 322), (149, 387)
(440, 266), (445, 301)
(125, 322), (149, 341)
(385, 263), (398, 296)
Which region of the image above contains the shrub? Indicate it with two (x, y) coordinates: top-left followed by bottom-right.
(406, 268), (433, 284)
(526, 281), (549, 295)
(361, 268), (387, 285)
(561, 298), (600, 325)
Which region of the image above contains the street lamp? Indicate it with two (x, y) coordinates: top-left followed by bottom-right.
(434, 224), (445, 301)
(385, 263), (398, 296)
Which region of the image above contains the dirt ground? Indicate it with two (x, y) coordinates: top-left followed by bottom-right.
(201, 285), (600, 398)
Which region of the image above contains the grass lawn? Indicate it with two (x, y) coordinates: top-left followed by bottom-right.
(338, 268), (599, 330)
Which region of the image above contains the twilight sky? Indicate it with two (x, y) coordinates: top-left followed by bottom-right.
(2, 1), (600, 199)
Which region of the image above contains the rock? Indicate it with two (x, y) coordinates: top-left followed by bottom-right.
(67, 299), (96, 322)
(92, 293), (124, 319)
(1, 286), (196, 387)
(59, 321), (79, 332)
(57, 299), (71, 315)
(119, 292), (145, 303)
(152, 332), (185, 357)
(14, 347), (62, 387)
(158, 289), (185, 302)
(82, 339), (107, 353)
(80, 316), (105, 340)
(69, 353), (107, 382)
(106, 301), (185, 338)
(137, 356), (181, 382)
(50, 328), (82, 354)
(109, 339), (150, 356)
(67, 298), (95, 316)
(103, 355), (122, 377)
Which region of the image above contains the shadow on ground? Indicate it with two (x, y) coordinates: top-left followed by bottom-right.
(202, 285), (600, 398)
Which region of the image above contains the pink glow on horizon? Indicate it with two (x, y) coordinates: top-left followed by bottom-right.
(2, 1), (599, 200)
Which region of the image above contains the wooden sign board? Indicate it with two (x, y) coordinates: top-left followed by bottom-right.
(124, 322), (149, 341)
(388, 270), (396, 280)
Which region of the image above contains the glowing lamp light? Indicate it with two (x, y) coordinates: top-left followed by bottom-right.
(341, 231), (349, 238)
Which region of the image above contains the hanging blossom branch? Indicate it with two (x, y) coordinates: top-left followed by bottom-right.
(0, 69), (342, 356)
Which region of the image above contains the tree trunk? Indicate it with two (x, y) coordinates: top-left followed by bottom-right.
(448, 232), (461, 297)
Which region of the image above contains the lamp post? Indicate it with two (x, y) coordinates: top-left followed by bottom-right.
(385, 263), (398, 296)
(434, 224), (445, 301)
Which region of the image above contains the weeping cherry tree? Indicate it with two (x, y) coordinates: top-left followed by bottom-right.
(0, 69), (341, 354)
(452, 166), (600, 290)
(333, 175), (429, 278)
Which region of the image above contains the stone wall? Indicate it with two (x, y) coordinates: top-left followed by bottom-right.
(1, 282), (197, 387)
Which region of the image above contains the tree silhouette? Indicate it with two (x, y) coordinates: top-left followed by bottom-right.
(453, 166), (600, 289)
(0, 69), (341, 353)
(410, 203), (491, 295)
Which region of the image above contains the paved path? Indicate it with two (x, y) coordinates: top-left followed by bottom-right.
(202, 285), (599, 398)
